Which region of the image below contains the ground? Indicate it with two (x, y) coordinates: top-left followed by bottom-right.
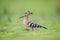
(0, 0), (60, 40)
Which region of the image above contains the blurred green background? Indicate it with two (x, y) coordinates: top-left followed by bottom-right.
(0, 0), (60, 40)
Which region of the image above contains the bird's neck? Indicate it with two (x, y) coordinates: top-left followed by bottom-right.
(23, 16), (29, 25)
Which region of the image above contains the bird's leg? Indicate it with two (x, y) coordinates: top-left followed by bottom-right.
(25, 26), (30, 31)
(31, 27), (34, 31)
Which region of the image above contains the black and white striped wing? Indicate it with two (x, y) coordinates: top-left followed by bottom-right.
(27, 21), (40, 28)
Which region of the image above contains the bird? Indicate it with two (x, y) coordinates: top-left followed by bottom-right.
(19, 11), (47, 31)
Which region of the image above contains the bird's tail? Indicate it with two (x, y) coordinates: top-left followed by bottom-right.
(37, 25), (47, 29)
(41, 26), (47, 29)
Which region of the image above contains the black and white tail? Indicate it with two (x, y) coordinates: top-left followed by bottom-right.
(27, 21), (47, 29)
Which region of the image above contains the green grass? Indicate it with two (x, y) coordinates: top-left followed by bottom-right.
(0, 0), (60, 40)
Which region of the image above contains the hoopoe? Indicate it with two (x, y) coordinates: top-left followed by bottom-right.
(20, 11), (47, 31)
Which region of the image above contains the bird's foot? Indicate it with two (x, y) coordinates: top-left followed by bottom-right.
(25, 29), (30, 31)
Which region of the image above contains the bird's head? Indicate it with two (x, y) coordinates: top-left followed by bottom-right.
(19, 11), (32, 18)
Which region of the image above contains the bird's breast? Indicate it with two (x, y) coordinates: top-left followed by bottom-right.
(23, 18), (29, 26)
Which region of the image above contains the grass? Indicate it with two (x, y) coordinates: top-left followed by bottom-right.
(0, 0), (60, 40)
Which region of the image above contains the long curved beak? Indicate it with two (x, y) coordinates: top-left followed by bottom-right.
(19, 16), (24, 19)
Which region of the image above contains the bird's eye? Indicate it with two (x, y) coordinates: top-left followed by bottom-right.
(25, 15), (27, 16)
